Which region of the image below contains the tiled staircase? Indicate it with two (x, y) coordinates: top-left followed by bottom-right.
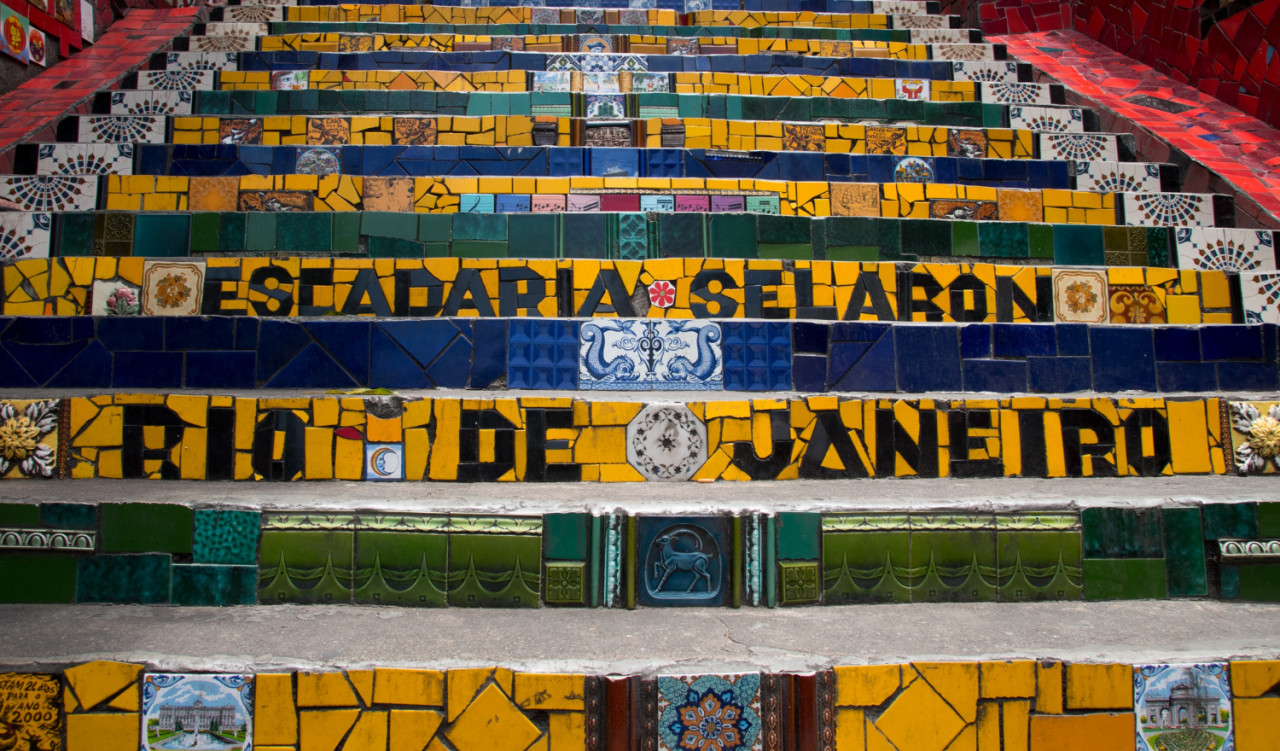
(0, 0), (1279, 749)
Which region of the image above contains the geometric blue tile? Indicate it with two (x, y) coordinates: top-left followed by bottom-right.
(370, 324), (431, 388)
(1028, 356), (1093, 392)
(509, 319), (578, 389)
(829, 322), (896, 391)
(265, 342), (359, 389)
(722, 320), (791, 390)
(304, 320), (371, 385)
(962, 358), (1028, 392)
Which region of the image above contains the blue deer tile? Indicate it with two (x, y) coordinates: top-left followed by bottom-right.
(636, 515), (732, 607)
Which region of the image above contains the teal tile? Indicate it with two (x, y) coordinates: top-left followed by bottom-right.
(758, 215), (811, 244)
(368, 236), (424, 258)
(1201, 503), (1257, 540)
(824, 217), (880, 248)
(901, 220), (950, 256)
(823, 529), (911, 604)
(776, 513), (820, 560)
(997, 530), (1082, 601)
(448, 533), (540, 608)
(219, 213), (246, 252)
(1146, 227), (1170, 266)
(453, 212), (507, 242)
(758, 244), (811, 260)
(1082, 507), (1163, 558)
(40, 503), (96, 530)
(451, 241), (507, 258)
(507, 214), (557, 259)
(1082, 558), (1167, 600)
(364, 211), (418, 240)
(276, 212), (332, 252)
(418, 214), (452, 242)
(1027, 223), (1053, 259)
(170, 564), (257, 605)
(193, 509), (260, 565)
(1238, 563), (1280, 601)
(132, 214), (190, 257)
(259, 529), (353, 605)
(0, 503), (39, 527)
(353, 530), (447, 607)
(0, 554), (77, 602)
(1052, 224), (1103, 265)
(709, 214), (757, 259)
(76, 553), (171, 604)
(245, 212), (276, 252)
(1220, 564), (1240, 599)
(57, 213), (96, 257)
(978, 222), (1028, 258)
(826, 245), (880, 262)
(190, 214), (220, 253)
(544, 513), (587, 561)
(100, 503), (192, 554)
(1162, 507), (1207, 597)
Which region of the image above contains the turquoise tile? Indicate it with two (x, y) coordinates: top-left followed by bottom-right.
(193, 509), (260, 565)
(544, 513), (588, 561)
(776, 513), (820, 560)
(1082, 507), (1163, 558)
(171, 564), (257, 605)
(1162, 507), (1207, 596)
(1201, 503), (1257, 540)
(76, 554), (171, 604)
(40, 503), (96, 530)
(276, 212), (332, 252)
(133, 214), (190, 257)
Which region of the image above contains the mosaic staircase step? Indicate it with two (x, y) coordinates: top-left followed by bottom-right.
(268, 6), (945, 28)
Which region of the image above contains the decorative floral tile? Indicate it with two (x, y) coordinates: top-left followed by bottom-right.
(907, 28), (975, 44)
(80, 115), (166, 144)
(188, 31), (256, 51)
(1134, 664), (1232, 751)
(1123, 193), (1212, 227)
(984, 81), (1053, 105)
(1, 176), (96, 212)
(1229, 402), (1280, 474)
(1176, 228), (1275, 271)
(627, 404), (708, 482)
(141, 673), (254, 751)
(529, 7), (560, 24)
(932, 43), (997, 61)
(1051, 269), (1107, 323)
(135, 69), (216, 91)
(141, 261), (205, 316)
(164, 51), (238, 71)
(1109, 285), (1166, 324)
(365, 443), (404, 481)
(36, 143), (133, 176)
(950, 60), (1020, 82)
(0, 399), (59, 479)
(0, 212), (51, 261)
(1075, 162), (1161, 193)
(220, 4), (281, 21)
(1240, 272), (1280, 323)
(1040, 133), (1119, 162)
(895, 78), (929, 101)
(579, 320), (722, 391)
(586, 94), (626, 119)
(894, 13), (946, 28)
(109, 91), (193, 116)
(1009, 105), (1085, 133)
(92, 279), (142, 316)
(658, 674), (761, 751)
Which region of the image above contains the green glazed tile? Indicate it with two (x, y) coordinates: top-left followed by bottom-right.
(709, 214), (757, 259)
(219, 213), (246, 252)
(758, 215), (811, 244)
(978, 222), (1028, 258)
(544, 513), (587, 561)
(276, 212), (332, 252)
(1082, 558), (1167, 600)
(193, 509), (260, 565)
(198, 91), (231, 115)
(133, 214), (190, 257)
(41, 503), (96, 530)
(258, 529), (353, 604)
(1254, 502), (1280, 536)
(997, 530), (1082, 601)
(452, 212), (507, 242)
(364, 211), (418, 240)
(368, 236), (425, 258)
(1237, 563), (1280, 601)
(170, 564), (257, 606)
(1201, 503), (1257, 540)
(100, 503), (192, 554)
(451, 241), (507, 259)
(57, 213), (95, 257)
(823, 531), (911, 604)
(353, 531), (447, 607)
(190, 213), (220, 253)
(332, 212), (360, 252)
(544, 561), (586, 606)
(826, 245), (880, 262)
(76, 554), (171, 604)
(1027, 223), (1054, 259)
(448, 533), (541, 608)
(1082, 507), (1163, 558)
(824, 217), (879, 247)
(910, 529), (997, 602)
(776, 512), (820, 560)
(950, 221), (979, 257)
(1162, 507), (1207, 597)
(507, 214), (557, 259)
(418, 214), (453, 242)
(245, 212), (276, 252)
(0, 554), (76, 602)
(1146, 227), (1170, 266)
(778, 561), (820, 605)
(0, 503), (39, 527)
(1219, 564), (1240, 599)
(1051, 225), (1104, 265)
(757, 244), (810, 260)
(901, 219), (950, 256)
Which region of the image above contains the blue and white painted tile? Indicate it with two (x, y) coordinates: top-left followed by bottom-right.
(982, 81), (1054, 105)
(1039, 133), (1120, 162)
(905, 28), (973, 44)
(1240, 272), (1280, 323)
(931, 43), (999, 61)
(163, 52), (239, 71)
(1175, 228), (1276, 271)
(950, 61), (1019, 83)
(579, 319), (723, 391)
(141, 674), (254, 751)
(36, 144), (134, 176)
(532, 72), (573, 93)
(1122, 192), (1213, 227)
(220, 5), (284, 22)
(0, 212), (52, 262)
(134, 69), (217, 92)
(0, 176), (97, 212)
(657, 673), (761, 751)
(79, 116), (167, 144)
(1133, 664), (1232, 751)
(108, 91), (194, 116)
(1074, 162), (1161, 193)
(1009, 106), (1085, 133)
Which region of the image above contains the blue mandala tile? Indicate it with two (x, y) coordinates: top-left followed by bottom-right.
(722, 321), (791, 391)
(579, 319), (722, 391)
(509, 319), (578, 389)
(657, 673), (761, 751)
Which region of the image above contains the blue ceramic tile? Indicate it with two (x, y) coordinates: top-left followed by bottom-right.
(1054, 324), (1090, 356)
(1154, 327), (1201, 361)
(792, 354), (827, 392)
(1028, 356), (1093, 392)
(1217, 362), (1280, 390)
(896, 326), (961, 391)
(186, 351), (256, 388)
(992, 324), (1055, 357)
(960, 325), (991, 359)
(255, 319), (311, 382)
(113, 351), (183, 389)
(469, 319), (508, 389)
(170, 564), (257, 606)
(165, 317), (235, 350)
(828, 323), (895, 391)
(76, 554), (171, 604)
(722, 321), (791, 391)
(509, 319), (578, 389)
(635, 516), (731, 607)
(44, 340), (112, 388)
(1090, 328), (1155, 391)
(1202, 325), (1263, 360)
(793, 321), (828, 354)
(304, 320), (371, 385)
(579, 319), (722, 391)
(369, 325), (429, 388)
(963, 359), (1028, 392)
(265, 343), (359, 389)
(96, 317), (164, 351)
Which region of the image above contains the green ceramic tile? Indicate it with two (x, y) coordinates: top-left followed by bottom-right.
(1237, 563), (1280, 601)
(824, 217), (879, 248)
(76, 554), (171, 604)
(57, 212), (95, 257)
(997, 530), (1082, 601)
(332, 213), (360, 252)
(1162, 507), (1207, 596)
(875, 218), (904, 259)
(544, 561), (586, 606)
(190, 213), (220, 253)
(826, 246), (880, 262)
(979, 222), (1028, 258)
(1201, 503), (1257, 540)
(259, 529), (353, 605)
(0, 503), (38, 527)
(950, 221), (979, 256)
(245, 212), (276, 252)
(1254, 502), (1280, 536)
(758, 244), (810, 260)
(544, 513), (587, 561)
(758, 215), (810, 244)
(1082, 507), (1164, 558)
(778, 561), (820, 605)
(1052, 225), (1104, 265)
(100, 503), (192, 554)
(451, 241), (507, 259)
(353, 531), (447, 607)
(170, 564), (257, 606)
(910, 528), (997, 603)
(368, 236), (425, 258)
(1147, 227), (1170, 266)
(901, 219), (951, 256)
(508, 214), (558, 259)
(276, 212), (332, 252)
(776, 513), (820, 560)
(0, 554), (76, 602)
(1082, 558), (1167, 600)
(823, 530), (911, 604)
(709, 214), (757, 259)
(40, 503), (96, 529)
(1102, 226), (1131, 252)
(1027, 223), (1054, 259)
(448, 533), (541, 608)
(193, 509), (260, 565)
(363, 211), (418, 240)
(453, 212), (507, 242)
(424, 242), (450, 258)
(219, 213), (246, 252)
(198, 91), (231, 115)
(133, 214), (190, 257)
(1220, 564), (1240, 599)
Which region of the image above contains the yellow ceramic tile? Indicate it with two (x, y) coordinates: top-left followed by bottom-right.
(1002, 700), (1030, 751)
(375, 669), (445, 706)
(63, 661), (142, 712)
(299, 709), (360, 751)
(512, 673), (585, 711)
(1064, 664), (1131, 711)
(66, 713), (138, 751)
(873, 676), (967, 751)
(835, 707), (866, 751)
(914, 662), (978, 723)
(256, 674), (299, 746)
(1231, 660), (1280, 698)
(1036, 662), (1063, 715)
(389, 709), (444, 751)
(975, 703), (999, 751)
(980, 661), (1036, 699)
(349, 670), (375, 706)
(1234, 696), (1280, 749)
(343, 710), (388, 751)
(297, 672), (360, 708)
(1026, 713), (1133, 751)
(547, 711), (584, 751)
(443, 684), (540, 751)
(106, 686), (138, 711)
(446, 668), (514, 722)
